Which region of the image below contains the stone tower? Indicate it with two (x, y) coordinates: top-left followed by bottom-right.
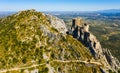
(71, 17), (83, 31)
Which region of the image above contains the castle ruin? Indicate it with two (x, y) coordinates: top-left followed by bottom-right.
(70, 17), (120, 72)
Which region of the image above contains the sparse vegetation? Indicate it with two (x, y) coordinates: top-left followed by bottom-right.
(0, 10), (102, 73)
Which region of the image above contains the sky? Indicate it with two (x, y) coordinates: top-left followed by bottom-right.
(0, 0), (120, 11)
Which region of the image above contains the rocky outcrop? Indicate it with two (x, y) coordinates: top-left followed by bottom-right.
(70, 17), (120, 72)
(46, 14), (68, 34)
(103, 49), (120, 71)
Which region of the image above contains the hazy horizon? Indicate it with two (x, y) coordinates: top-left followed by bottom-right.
(0, 0), (120, 11)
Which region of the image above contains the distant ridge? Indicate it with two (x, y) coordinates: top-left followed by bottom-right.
(96, 9), (120, 13)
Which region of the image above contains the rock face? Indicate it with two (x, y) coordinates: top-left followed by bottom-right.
(70, 17), (120, 72)
(46, 14), (68, 34)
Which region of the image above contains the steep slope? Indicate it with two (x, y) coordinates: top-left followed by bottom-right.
(0, 9), (104, 73)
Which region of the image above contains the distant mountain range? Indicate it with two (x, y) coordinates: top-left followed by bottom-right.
(96, 9), (120, 13)
(0, 12), (16, 17)
(0, 9), (120, 16)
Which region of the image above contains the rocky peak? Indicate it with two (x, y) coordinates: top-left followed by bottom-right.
(3, 9), (68, 35)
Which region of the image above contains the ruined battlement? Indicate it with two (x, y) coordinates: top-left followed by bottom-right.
(71, 17), (83, 31)
(72, 17), (83, 26)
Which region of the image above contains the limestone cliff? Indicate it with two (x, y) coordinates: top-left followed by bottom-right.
(70, 17), (120, 73)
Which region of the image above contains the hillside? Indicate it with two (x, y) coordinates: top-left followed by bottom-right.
(0, 9), (119, 73)
(55, 12), (120, 62)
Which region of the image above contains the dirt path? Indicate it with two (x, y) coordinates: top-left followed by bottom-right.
(0, 60), (102, 73)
